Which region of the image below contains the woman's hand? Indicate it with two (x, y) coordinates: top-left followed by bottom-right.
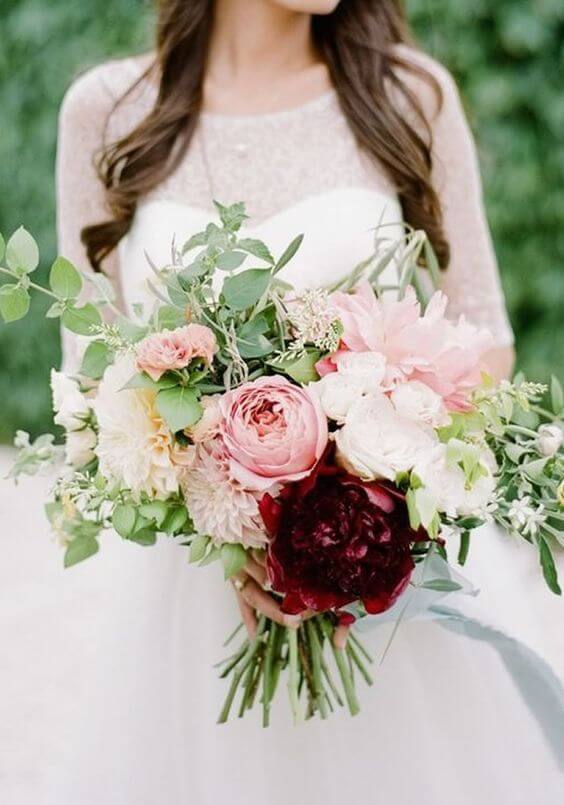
(231, 551), (349, 648)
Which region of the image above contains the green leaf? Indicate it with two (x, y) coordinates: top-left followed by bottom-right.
(112, 503), (137, 538)
(156, 386), (203, 432)
(270, 350), (321, 384)
(215, 250), (247, 271)
(156, 305), (186, 331)
(275, 234), (304, 273)
(49, 256), (82, 298)
(237, 238), (274, 264)
(199, 545), (221, 566)
(420, 579), (463, 593)
(213, 200), (248, 232)
(551, 375), (563, 415)
(6, 227), (39, 273)
(189, 533), (210, 563)
(458, 531), (471, 566)
(45, 301), (64, 318)
(116, 316), (147, 343)
(0, 232), (5, 262)
(162, 507), (190, 535)
(221, 542), (248, 579)
(127, 527), (157, 546)
(237, 333), (273, 359)
(122, 372), (177, 392)
(182, 231), (207, 253)
(64, 535), (99, 568)
(62, 303), (102, 335)
(0, 284), (30, 322)
(138, 501), (169, 528)
(222, 268), (272, 310)
(80, 341), (112, 380)
(537, 535), (561, 595)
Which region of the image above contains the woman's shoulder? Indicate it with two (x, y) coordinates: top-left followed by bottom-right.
(390, 44), (460, 121)
(59, 53), (156, 134)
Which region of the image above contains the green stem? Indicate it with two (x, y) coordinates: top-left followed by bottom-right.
(347, 642), (374, 686)
(0, 267), (59, 300)
(349, 631), (374, 665)
(306, 620), (328, 719)
(287, 627), (301, 724)
(217, 616), (266, 724)
(333, 645), (360, 717)
(262, 622), (278, 727)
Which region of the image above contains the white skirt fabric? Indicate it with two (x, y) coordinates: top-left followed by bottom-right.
(1, 449), (564, 805)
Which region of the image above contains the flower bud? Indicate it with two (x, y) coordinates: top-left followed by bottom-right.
(536, 424), (563, 457)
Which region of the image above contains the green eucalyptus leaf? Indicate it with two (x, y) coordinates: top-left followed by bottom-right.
(112, 504), (137, 538)
(116, 316), (147, 343)
(157, 305), (186, 330)
(127, 527), (157, 546)
(0, 284), (30, 322)
(49, 256), (82, 299)
(45, 301), (64, 318)
(237, 334), (274, 359)
(64, 535), (99, 568)
(237, 238), (274, 264)
(420, 579), (463, 593)
(156, 386), (202, 432)
(6, 227), (39, 273)
(138, 501), (169, 528)
(62, 303), (102, 335)
(199, 545), (221, 566)
(162, 507), (190, 535)
(215, 250), (247, 271)
(221, 542), (248, 579)
(222, 268), (271, 310)
(213, 200), (248, 232)
(274, 234), (304, 273)
(189, 533), (210, 563)
(269, 350), (321, 384)
(80, 341), (112, 380)
(537, 535), (561, 595)
(121, 372), (177, 392)
(182, 231), (207, 254)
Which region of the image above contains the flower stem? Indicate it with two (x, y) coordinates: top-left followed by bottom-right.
(217, 616), (266, 724)
(287, 627), (301, 724)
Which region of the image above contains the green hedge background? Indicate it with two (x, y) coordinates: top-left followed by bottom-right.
(0, 0), (562, 442)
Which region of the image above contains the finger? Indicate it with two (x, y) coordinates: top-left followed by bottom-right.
(235, 588), (258, 639)
(244, 556), (268, 588)
(241, 579), (301, 629)
(333, 624), (350, 650)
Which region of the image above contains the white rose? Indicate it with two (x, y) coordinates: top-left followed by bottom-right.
(536, 424), (563, 457)
(65, 427), (97, 468)
(413, 443), (496, 518)
(312, 351), (386, 423)
(391, 381), (450, 428)
(334, 394), (437, 481)
(51, 369), (91, 430)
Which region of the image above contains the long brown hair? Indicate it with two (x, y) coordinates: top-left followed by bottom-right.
(83, 0), (449, 272)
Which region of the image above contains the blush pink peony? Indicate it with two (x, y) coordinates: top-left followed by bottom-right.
(324, 283), (493, 411)
(219, 375), (328, 491)
(136, 324), (217, 382)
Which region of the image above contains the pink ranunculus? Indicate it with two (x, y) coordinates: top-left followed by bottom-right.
(219, 375), (329, 491)
(136, 324), (217, 382)
(328, 283), (493, 410)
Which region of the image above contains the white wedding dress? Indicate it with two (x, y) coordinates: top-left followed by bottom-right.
(5, 53), (564, 804)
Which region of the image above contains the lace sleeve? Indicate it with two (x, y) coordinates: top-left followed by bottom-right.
(55, 63), (124, 372)
(396, 48), (514, 347)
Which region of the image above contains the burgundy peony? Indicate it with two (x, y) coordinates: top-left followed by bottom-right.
(260, 457), (422, 616)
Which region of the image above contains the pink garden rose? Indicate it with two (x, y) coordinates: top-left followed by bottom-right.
(136, 324), (217, 382)
(322, 283), (493, 411)
(219, 375), (329, 491)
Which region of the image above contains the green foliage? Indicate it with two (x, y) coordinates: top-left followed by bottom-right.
(0, 0), (562, 442)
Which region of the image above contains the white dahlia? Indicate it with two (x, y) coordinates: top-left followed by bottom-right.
(93, 354), (180, 498)
(181, 438), (268, 549)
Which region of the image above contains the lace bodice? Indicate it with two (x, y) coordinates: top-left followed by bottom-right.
(56, 49), (513, 357)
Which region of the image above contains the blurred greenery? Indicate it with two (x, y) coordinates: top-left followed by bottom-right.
(0, 0), (562, 442)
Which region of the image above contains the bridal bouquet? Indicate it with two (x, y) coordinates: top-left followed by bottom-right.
(2, 202), (563, 725)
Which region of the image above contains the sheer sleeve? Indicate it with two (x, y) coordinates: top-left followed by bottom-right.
(55, 62), (129, 372)
(396, 48), (514, 347)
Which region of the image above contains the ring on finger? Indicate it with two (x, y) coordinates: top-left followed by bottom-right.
(233, 576), (248, 593)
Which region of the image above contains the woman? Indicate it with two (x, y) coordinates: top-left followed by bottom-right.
(53, 1), (563, 803)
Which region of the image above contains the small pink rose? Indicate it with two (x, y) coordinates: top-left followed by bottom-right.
(136, 324), (217, 382)
(220, 375), (329, 491)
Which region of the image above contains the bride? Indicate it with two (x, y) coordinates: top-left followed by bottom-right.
(52, 0), (564, 802)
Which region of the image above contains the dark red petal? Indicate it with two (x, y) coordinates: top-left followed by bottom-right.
(336, 610), (356, 626)
(258, 493), (282, 536)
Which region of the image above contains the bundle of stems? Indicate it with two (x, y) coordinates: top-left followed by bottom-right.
(217, 613), (374, 726)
